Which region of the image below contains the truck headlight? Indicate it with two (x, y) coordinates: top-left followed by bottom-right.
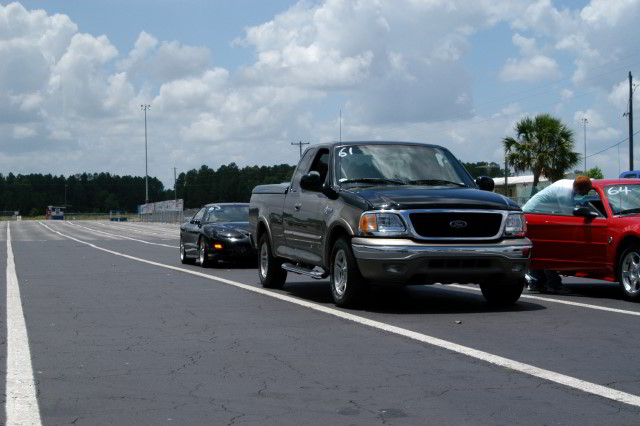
(359, 212), (406, 236)
(503, 213), (526, 237)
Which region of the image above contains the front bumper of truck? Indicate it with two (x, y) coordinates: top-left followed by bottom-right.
(351, 237), (531, 284)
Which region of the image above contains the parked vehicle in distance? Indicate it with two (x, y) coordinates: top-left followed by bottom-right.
(523, 179), (640, 300)
(180, 203), (256, 267)
(249, 141), (532, 307)
(620, 170), (640, 178)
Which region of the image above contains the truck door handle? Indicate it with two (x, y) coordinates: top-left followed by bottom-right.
(294, 203), (301, 211)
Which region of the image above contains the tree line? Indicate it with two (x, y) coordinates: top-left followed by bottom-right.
(0, 164), (296, 216)
(0, 114), (599, 215)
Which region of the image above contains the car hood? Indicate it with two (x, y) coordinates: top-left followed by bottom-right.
(347, 186), (521, 211)
(203, 222), (251, 238)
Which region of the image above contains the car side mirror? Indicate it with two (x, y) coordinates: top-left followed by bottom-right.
(300, 171), (323, 191)
(190, 219), (201, 225)
(475, 176), (495, 192)
(322, 183), (339, 199)
(573, 206), (598, 219)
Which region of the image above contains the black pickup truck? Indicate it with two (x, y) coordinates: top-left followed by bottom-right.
(249, 141), (531, 307)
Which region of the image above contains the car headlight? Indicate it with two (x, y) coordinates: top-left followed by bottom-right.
(503, 213), (526, 237)
(359, 212), (406, 236)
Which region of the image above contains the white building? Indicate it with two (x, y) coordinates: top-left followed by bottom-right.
(492, 175), (550, 205)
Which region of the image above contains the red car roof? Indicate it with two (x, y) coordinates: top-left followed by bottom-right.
(591, 178), (640, 187)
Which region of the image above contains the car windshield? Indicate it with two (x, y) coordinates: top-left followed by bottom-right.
(204, 205), (249, 223)
(604, 184), (640, 215)
(334, 144), (472, 187)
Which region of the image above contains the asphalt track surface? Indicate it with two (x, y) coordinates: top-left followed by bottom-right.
(2, 220), (640, 425)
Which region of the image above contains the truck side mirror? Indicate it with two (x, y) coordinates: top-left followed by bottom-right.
(475, 176), (495, 192)
(300, 171), (322, 191)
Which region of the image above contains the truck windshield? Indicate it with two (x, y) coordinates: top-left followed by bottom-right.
(335, 144), (471, 187)
(605, 184), (640, 215)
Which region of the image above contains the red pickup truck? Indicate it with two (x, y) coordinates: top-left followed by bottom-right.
(523, 179), (640, 300)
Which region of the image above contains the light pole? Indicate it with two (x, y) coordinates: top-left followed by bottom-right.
(141, 104), (150, 204)
(581, 117), (588, 174)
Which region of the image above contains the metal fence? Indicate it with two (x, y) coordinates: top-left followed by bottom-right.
(138, 210), (185, 224)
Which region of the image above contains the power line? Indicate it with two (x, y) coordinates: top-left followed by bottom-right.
(586, 130), (640, 159)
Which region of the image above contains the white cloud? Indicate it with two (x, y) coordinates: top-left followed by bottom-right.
(12, 125), (36, 139)
(500, 55), (560, 82)
(119, 32), (212, 82)
(1, 0), (639, 187)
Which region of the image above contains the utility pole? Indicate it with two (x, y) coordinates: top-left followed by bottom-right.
(291, 141), (310, 158)
(581, 118), (588, 174)
(504, 149), (509, 197)
(141, 104), (150, 204)
(339, 109), (342, 142)
(629, 72), (634, 170)
(173, 167), (177, 202)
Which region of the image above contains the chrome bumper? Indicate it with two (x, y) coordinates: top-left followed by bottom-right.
(350, 237), (531, 284)
(351, 238), (532, 260)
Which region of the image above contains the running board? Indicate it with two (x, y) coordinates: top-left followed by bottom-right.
(281, 263), (329, 279)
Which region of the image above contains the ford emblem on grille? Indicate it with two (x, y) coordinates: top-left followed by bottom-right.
(449, 220), (468, 229)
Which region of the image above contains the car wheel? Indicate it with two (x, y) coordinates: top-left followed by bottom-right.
(330, 237), (367, 307)
(480, 277), (524, 307)
(619, 245), (640, 301)
(258, 234), (287, 289)
(199, 237), (211, 268)
(180, 237), (195, 265)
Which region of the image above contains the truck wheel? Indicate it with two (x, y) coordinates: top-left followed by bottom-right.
(480, 277), (524, 307)
(619, 245), (640, 301)
(330, 237), (366, 307)
(199, 237), (211, 268)
(180, 237), (195, 265)
(258, 234), (287, 289)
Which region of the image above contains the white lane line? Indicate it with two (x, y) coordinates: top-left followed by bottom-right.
(447, 284), (640, 317)
(6, 223), (43, 425)
(64, 221), (177, 249)
(38, 221), (640, 409)
(95, 222), (178, 238)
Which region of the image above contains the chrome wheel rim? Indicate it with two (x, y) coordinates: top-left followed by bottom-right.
(260, 242), (269, 279)
(621, 251), (640, 294)
(180, 240), (185, 260)
(333, 249), (347, 296)
(199, 239), (205, 264)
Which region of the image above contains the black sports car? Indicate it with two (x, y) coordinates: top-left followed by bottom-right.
(180, 203), (256, 267)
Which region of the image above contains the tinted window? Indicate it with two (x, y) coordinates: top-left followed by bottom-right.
(193, 208), (205, 221)
(204, 205), (249, 223)
(309, 149), (330, 183)
(290, 148), (315, 191)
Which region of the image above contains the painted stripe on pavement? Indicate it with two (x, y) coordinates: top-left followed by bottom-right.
(39, 221), (640, 409)
(6, 222), (42, 425)
(448, 284), (640, 317)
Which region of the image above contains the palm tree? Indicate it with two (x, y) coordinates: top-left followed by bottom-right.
(503, 114), (580, 194)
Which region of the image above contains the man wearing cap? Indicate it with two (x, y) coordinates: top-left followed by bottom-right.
(523, 176), (593, 294)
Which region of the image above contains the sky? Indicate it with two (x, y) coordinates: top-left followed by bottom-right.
(2, 0), (640, 190)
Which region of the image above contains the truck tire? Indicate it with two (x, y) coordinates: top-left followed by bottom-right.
(330, 237), (367, 307)
(619, 244), (640, 301)
(480, 277), (524, 307)
(258, 234), (287, 289)
(180, 237), (195, 265)
(199, 237), (211, 268)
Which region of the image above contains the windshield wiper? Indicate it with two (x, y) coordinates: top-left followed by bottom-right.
(339, 178), (407, 186)
(404, 179), (468, 187)
(618, 208), (640, 215)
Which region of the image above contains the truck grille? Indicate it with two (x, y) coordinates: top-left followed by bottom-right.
(408, 212), (504, 239)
